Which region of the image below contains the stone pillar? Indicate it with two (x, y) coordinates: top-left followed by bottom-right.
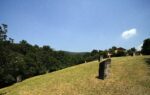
(107, 53), (111, 58)
(16, 75), (22, 82)
(133, 52), (135, 56)
(100, 55), (103, 62)
(98, 59), (111, 80)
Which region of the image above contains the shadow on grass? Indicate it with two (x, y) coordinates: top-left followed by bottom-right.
(0, 92), (7, 95)
(95, 76), (104, 80)
(144, 58), (150, 71)
(145, 58), (150, 66)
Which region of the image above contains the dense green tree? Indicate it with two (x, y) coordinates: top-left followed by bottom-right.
(108, 46), (117, 57)
(142, 38), (150, 55)
(91, 49), (99, 56)
(127, 47), (136, 56)
(131, 47), (136, 52)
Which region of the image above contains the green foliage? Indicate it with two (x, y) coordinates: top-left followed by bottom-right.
(91, 49), (99, 56)
(115, 50), (126, 56)
(142, 38), (150, 55)
(107, 47), (127, 57)
(0, 40), (89, 88)
(127, 47), (136, 56)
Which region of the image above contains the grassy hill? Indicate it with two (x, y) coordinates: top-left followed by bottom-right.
(0, 56), (150, 95)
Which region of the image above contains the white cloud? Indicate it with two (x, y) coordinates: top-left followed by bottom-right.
(121, 28), (137, 39)
(136, 43), (143, 51)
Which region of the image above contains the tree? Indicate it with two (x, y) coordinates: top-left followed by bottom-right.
(115, 47), (126, 57)
(8, 52), (26, 82)
(91, 49), (99, 56)
(142, 38), (150, 55)
(19, 40), (31, 55)
(131, 47), (136, 52)
(127, 47), (136, 56)
(0, 24), (8, 41)
(43, 45), (53, 52)
(99, 50), (108, 58)
(108, 46), (117, 57)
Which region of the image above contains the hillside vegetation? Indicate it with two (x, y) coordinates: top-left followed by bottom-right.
(0, 56), (150, 95)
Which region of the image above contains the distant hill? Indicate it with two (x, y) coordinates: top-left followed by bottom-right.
(0, 56), (150, 95)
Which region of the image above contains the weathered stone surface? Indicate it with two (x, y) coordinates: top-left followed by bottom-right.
(98, 59), (111, 80)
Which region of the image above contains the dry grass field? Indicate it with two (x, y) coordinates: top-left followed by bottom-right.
(0, 56), (150, 95)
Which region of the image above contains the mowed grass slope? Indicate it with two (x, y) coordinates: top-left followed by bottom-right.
(0, 56), (150, 95)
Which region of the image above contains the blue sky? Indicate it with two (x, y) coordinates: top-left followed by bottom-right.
(0, 0), (150, 52)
